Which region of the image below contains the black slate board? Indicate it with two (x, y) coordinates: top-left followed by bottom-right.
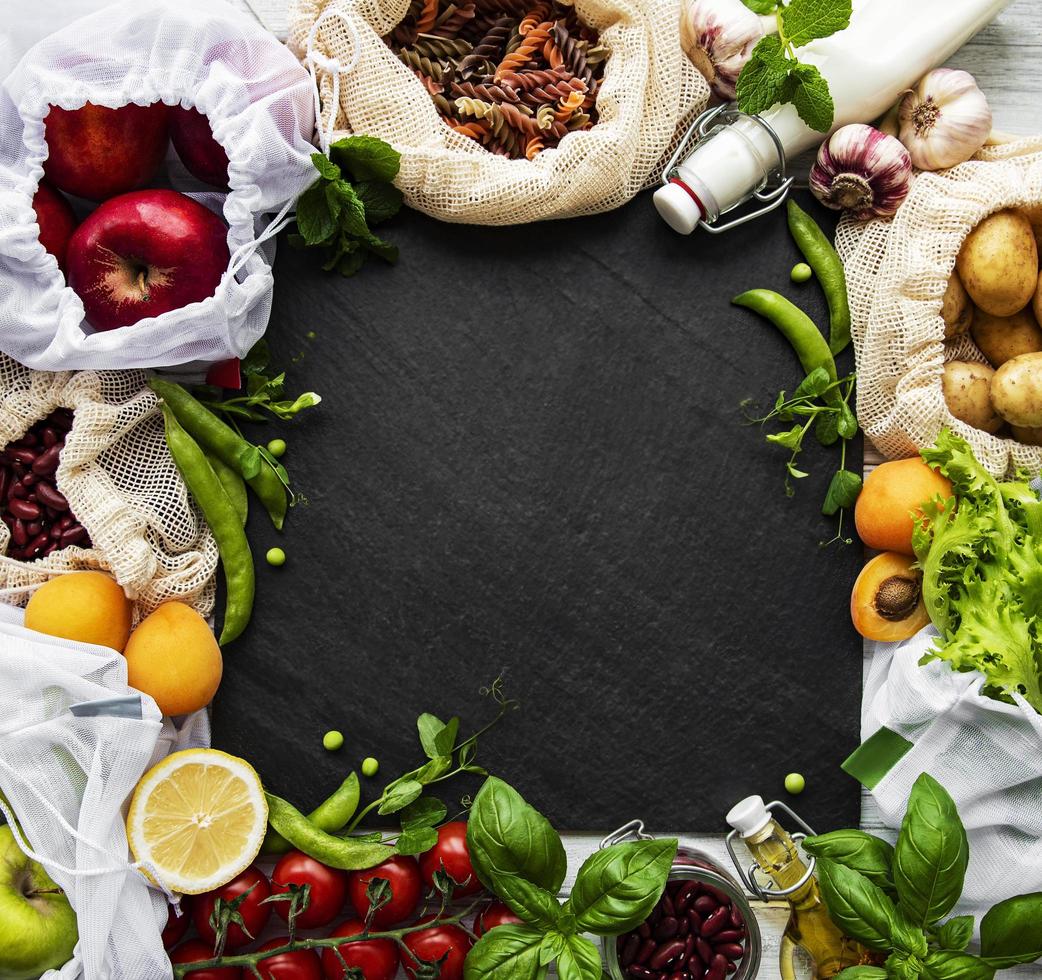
(211, 189), (864, 835)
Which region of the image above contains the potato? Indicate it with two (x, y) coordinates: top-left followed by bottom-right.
(941, 271), (972, 338)
(971, 307), (1042, 367)
(956, 209), (1038, 316)
(992, 352), (1042, 427)
(942, 360), (1002, 433)
(1019, 202), (1042, 256)
(1033, 269), (1042, 327)
(1011, 424), (1042, 445)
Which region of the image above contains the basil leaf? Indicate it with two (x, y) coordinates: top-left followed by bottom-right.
(892, 907), (929, 958)
(539, 932), (568, 967)
(893, 774), (968, 927)
(887, 952), (923, 980)
(781, 0), (852, 47)
(493, 874), (565, 932)
(922, 951), (995, 980)
(395, 826), (439, 856)
(803, 830), (895, 894)
(463, 924), (547, 980)
(836, 969), (887, 980)
(566, 839), (677, 936)
(556, 935), (604, 980)
(980, 892), (1042, 966)
(377, 779), (423, 815)
(400, 797), (447, 831)
(936, 916), (974, 953)
(467, 777), (568, 894)
(816, 857), (897, 950)
(822, 469), (863, 516)
(330, 135), (402, 183)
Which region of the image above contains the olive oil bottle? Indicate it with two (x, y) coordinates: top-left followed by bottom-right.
(726, 797), (872, 980)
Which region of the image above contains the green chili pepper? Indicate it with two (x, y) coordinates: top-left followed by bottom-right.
(149, 379), (288, 530)
(733, 289), (842, 407)
(265, 791), (396, 870)
(262, 772), (361, 855)
(160, 405), (255, 644)
(206, 452), (248, 527)
(787, 200), (852, 356)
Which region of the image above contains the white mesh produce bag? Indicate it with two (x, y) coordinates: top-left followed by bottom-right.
(0, 0), (317, 371)
(0, 602), (209, 980)
(0, 355), (217, 618)
(860, 628), (1042, 917)
(289, 0), (709, 224)
(836, 136), (1042, 477)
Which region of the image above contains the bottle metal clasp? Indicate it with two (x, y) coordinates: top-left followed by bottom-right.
(724, 799), (818, 901)
(663, 103), (795, 235)
(599, 818), (655, 850)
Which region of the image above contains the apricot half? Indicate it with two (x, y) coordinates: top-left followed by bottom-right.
(854, 457), (952, 555)
(851, 552), (930, 642)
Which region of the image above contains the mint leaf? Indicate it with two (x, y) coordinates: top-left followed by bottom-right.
(311, 152), (342, 181)
(784, 62), (835, 132)
(331, 135), (402, 183)
(735, 35), (793, 117)
(356, 180), (404, 225)
(363, 233), (399, 264)
(782, 0), (852, 47)
(332, 181), (370, 237)
(296, 181), (336, 245)
(743, 0), (779, 12)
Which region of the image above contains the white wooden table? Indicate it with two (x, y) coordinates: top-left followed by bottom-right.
(232, 1), (1042, 975)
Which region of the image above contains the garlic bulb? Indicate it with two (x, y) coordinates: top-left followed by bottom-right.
(679, 0), (775, 101)
(898, 68), (991, 171)
(809, 124), (913, 220)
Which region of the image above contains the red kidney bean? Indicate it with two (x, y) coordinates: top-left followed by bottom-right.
(620, 935), (641, 968)
(693, 895), (718, 916)
(650, 942), (686, 971)
(702, 907), (729, 938)
(60, 525), (89, 548)
(677, 917), (690, 937)
(661, 894), (676, 918)
(686, 955), (705, 976)
(34, 482), (68, 511)
(696, 938), (713, 964)
(728, 906), (744, 929)
(31, 444), (61, 475)
(668, 973), (688, 980)
(8, 448), (35, 465)
(58, 514), (74, 530)
(688, 910), (704, 933)
(713, 930), (742, 944)
(42, 428), (58, 447)
(655, 918), (679, 942)
(714, 945), (744, 962)
(26, 521), (41, 537)
(675, 882), (700, 913)
(705, 957), (727, 980)
(628, 968), (658, 980)
(10, 483), (26, 499)
(636, 939), (657, 965)
(24, 532), (49, 556)
(11, 519), (27, 546)
(7, 499), (41, 521)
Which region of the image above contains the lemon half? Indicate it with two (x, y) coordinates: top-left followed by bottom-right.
(127, 748), (267, 895)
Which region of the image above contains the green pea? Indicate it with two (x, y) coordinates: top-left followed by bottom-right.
(361, 757), (379, 778)
(785, 772), (806, 795)
(267, 438), (287, 458)
(323, 730), (345, 752)
(266, 547), (287, 567)
(790, 262), (813, 284)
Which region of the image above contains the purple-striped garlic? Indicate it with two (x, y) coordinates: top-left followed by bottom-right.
(679, 0), (775, 101)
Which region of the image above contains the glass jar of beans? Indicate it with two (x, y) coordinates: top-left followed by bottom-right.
(601, 821), (762, 980)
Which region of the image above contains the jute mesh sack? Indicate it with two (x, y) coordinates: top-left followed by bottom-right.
(289, 0), (709, 224)
(836, 136), (1042, 477)
(0, 356), (217, 618)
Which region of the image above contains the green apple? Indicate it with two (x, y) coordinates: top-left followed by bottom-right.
(0, 824), (78, 980)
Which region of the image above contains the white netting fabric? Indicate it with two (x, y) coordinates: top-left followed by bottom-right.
(289, 0), (709, 224)
(0, 0), (317, 371)
(0, 356), (217, 617)
(836, 136), (1042, 477)
(863, 628), (1042, 917)
(0, 602), (209, 980)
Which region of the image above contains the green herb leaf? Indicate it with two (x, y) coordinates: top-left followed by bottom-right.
(823, 469), (862, 516)
(400, 796), (447, 831)
(539, 932), (568, 967)
(783, 63), (836, 132)
(980, 892), (1042, 966)
(467, 777), (568, 894)
(893, 773), (968, 928)
(838, 400), (859, 440)
(922, 951), (995, 980)
(377, 779), (424, 815)
(803, 830), (895, 894)
(330, 135), (402, 183)
(782, 0), (853, 47)
(417, 713), (447, 759)
(836, 969), (887, 980)
(463, 924), (546, 980)
(887, 951), (923, 980)
(892, 908), (929, 958)
(735, 35), (794, 117)
(296, 181), (337, 245)
(241, 339), (271, 376)
(817, 857), (897, 950)
(494, 874), (565, 931)
(556, 935), (605, 980)
(815, 411), (840, 446)
(565, 839), (677, 936)
(796, 366), (832, 399)
(767, 425), (805, 451)
(331, 181), (370, 237)
(239, 445), (262, 480)
(397, 826), (440, 856)
(742, 0), (780, 12)
(356, 180), (405, 225)
(936, 916), (975, 953)
(311, 152), (342, 181)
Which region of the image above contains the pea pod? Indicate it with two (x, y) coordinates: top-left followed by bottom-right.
(207, 452), (248, 527)
(265, 792), (397, 870)
(149, 378), (288, 530)
(160, 405), (255, 644)
(732, 289), (841, 406)
(262, 773), (361, 855)
(787, 199), (852, 356)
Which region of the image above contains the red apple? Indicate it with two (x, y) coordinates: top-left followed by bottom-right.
(170, 106), (230, 191)
(43, 101), (169, 201)
(66, 189), (229, 331)
(32, 180), (77, 272)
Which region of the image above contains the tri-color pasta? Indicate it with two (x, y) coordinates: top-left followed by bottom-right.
(386, 0), (605, 159)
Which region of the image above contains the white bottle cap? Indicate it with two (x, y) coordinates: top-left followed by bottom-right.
(653, 180), (703, 235)
(726, 795), (771, 838)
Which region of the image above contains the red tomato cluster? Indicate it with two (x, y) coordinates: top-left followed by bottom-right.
(165, 822), (522, 980)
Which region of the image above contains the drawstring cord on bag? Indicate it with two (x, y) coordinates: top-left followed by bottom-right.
(305, 5), (362, 155)
(226, 195), (297, 280)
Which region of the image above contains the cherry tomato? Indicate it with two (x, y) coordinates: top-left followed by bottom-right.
(347, 856), (423, 928)
(403, 922), (473, 980)
(320, 919), (399, 980)
(418, 822), (482, 898)
(257, 938), (323, 980)
(474, 901), (523, 936)
(193, 866), (272, 951)
(162, 896), (193, 949)
(169, 939), (243, 979)
(271, 851), (349, 929)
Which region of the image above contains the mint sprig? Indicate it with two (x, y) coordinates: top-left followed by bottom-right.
(292, 136), (404, 276)
(736, 0), (851, 132)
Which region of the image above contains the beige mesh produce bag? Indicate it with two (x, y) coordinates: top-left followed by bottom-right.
(0, 356), (217, 616)
(836, 136), (1042, 477)
(289, 0), (709, 223)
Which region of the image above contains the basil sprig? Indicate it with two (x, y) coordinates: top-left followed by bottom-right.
(811, 774), (1042, 980)
(464, 778), (676, 980)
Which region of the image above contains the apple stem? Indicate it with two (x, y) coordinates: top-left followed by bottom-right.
(136, 269), (150, 302)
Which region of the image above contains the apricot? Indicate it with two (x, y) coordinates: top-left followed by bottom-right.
(850, 552), (931, 642)
(25, 570), (133, 652)
(854, 457), (952, 556)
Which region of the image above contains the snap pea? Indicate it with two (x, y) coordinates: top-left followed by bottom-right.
(206, 452), (248, 527)
(160, 405), (255, 644)
(263, 772), (361, 855)
(787, 200), (851, 356)
(732, 289), (841, 406)
(149, 379), (288, 530)
(265, 791), (396, 870)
